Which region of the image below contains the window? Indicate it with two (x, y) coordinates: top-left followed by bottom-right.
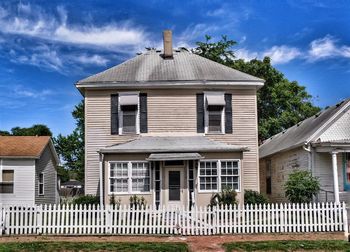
(266, 160), (272, 194)
(221, 161), (239, 190)
(199, 161), (218, 191)
(39, 173), (44, 195)
(0, 170), (14, 193)
(204, 93), (225, 134)
(199, 160), (240, 192)
(109, 161), (150, 194)
(119, 93), (139, 134)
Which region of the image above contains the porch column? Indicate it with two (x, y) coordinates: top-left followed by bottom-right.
(99, 153), (104, 206)
(331, 151), (340, 203)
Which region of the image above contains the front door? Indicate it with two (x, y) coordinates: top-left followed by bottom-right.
(164, 168), (184, 207)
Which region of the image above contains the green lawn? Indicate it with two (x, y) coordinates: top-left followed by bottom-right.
(224, 240), (350, 252)
(0, 242), (188, 252)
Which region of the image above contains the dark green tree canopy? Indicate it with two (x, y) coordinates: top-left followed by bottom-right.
(194, 36), (320, 141)
(53, 101), (84, 182)
(0, 124), (52, 136)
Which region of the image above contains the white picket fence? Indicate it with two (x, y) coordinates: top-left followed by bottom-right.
(0, 202), (347, 236)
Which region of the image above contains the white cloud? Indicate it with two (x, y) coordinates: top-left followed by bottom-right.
(308, 35), (350, 60)
(0, 3), (148, 51)
(263, 45), (301, 64)
(235, 49), (259, 61)
(73, 54), (109, 66)
(13, 85), (53, 99)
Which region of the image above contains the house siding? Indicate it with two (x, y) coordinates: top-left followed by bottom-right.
(259, 147), (309, 202)
(35, 145), (59, 204)
(0, 159), (35, 205)
(85, 88), (259, 203)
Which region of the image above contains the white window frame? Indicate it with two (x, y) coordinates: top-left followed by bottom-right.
(39, 173), (44, 196)
(204, 92), (225, 134)
(198, 159), (241, 193)
(108, 161), (151, 195)
(118, 92), (140, 135)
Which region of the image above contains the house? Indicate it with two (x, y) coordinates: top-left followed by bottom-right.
(0, 136), (60, 205)
(259, 99), (350, 203)
(61, 179), (83, 189)
(76, 30), (264, 207)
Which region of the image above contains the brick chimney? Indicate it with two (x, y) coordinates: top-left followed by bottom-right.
(163, 30), (173, 58)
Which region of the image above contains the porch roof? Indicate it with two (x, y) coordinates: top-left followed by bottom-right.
(146, 152), (204, 161)
(99, 136), (248, 154)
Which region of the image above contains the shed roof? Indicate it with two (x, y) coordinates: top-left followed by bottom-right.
(100, 136), (248, 154)
(259, 98), (350, 158)
(0, 136), (54, 159)
(76, 50), (264, 89)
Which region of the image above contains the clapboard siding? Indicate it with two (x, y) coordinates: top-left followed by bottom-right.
(259, 147), (309, 203)
(0, 159), (35, 205)
(85, 88), (259, 196)
(35, 145), (59, 204)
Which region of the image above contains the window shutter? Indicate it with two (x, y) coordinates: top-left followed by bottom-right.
(225, 93), (232, 134)
(111, 94), (119, 135)
(140, 93), (148, 133)
(196, 93), (205, 133)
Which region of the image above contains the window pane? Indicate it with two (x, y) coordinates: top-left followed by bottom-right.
(39, 173), (44, 183)
(122, 106), (137, 134)
(208, 107), (222, 133)
(0, 183), (13, 193)
(199, 161), (218, 191)
(2, 170), (14, 182)
(131, 162), (150, 192)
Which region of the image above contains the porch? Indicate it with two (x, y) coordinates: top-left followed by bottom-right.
(98, 136), (248, 207)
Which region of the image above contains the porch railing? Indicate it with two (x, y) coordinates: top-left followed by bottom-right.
(0, 202), (347, 236)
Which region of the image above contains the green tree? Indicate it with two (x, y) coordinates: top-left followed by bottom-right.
(54, 101), (84, 182)
(0, 124), (52, 136)
(194, 36), (320, 141)
(284, 170), (320, 203)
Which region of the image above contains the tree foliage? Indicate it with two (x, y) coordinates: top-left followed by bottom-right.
(0, 124), (52, 136)
(209, 187), (238, 207)
(193, 36), (320, 141)
(54, 101), (84, 182)
(284, 170), (320, 203)
(244, 190), (269, 205)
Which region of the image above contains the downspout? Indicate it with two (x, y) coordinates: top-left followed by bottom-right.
(99, 152), (104, 206)
(303, 142), (313, 172)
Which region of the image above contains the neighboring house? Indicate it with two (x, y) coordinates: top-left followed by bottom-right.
(0, 136), (60, 205)
(61, 179), (83, 189)
(76, 30), (264, 207)
(259, 99), (350, 204)
(60, 180), (84, 200)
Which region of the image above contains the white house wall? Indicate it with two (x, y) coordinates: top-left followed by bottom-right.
(0, 159), (35, 205)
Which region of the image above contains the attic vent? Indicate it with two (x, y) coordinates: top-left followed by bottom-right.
(156, 50), (161, 53)
(163, 30), (173, 58)
(297, 122), (302, 127)
(314, 112), (321, 118)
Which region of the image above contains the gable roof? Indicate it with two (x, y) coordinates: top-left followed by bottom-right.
(259, 98), (350, 158)
(99, 136), (249, 153)
(0, 136), (58, 162)
(76, 50), (264, 91)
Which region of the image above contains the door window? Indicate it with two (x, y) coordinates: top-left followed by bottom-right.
(169, 171), (180, 201)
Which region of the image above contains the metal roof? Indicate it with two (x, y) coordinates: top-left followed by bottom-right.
(146, 153), (204, 161)
(99, 136), (248, 154)
(77, 50), (264, 87)
(259, 98), (350, 158)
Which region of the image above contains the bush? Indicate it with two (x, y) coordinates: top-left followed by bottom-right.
(244, 190), (269, 205)
(129, 195), (146, 208)
(72, 195), (99, 205)
(209, 187), (237, 207)
(284, 170), (320, 203)
(109, 194), (121, 206)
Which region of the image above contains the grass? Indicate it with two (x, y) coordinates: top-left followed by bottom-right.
(0, 242), (188, 252)
(224, 240), (350, 252)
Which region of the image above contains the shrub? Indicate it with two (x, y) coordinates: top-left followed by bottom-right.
(244, 190), (269, 205)
(129, 195), (146, 208)
(209, 187), (237, 207)
(109, 194), (121, 206)
(72, 195), (99, 205)
(284, 169), (320, 203)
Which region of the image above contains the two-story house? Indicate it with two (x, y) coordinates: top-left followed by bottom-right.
(76, 30), (264, 207)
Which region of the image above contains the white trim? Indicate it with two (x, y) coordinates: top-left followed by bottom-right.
(38, 172), (44, 196)
(203, 91), (225, 134)
(118, 92), (140, 135)
(108, 160), (151, 195)
(197, 159), (241, 193)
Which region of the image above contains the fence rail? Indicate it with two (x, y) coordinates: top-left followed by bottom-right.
(0, 202), (347, 236)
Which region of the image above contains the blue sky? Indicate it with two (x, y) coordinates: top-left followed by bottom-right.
(0, 0), (350, 136)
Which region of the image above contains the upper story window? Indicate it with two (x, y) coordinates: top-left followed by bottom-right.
(0, 170), (14, 194)
(204, 93), (225, 134)
(119, 93), (139, 135)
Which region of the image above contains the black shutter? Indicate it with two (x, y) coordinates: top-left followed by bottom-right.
(225, 93), (232, 134)
(111, 94), (119, 135)
(196, 93), (205, 133)
(140, 93), (148, 133)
